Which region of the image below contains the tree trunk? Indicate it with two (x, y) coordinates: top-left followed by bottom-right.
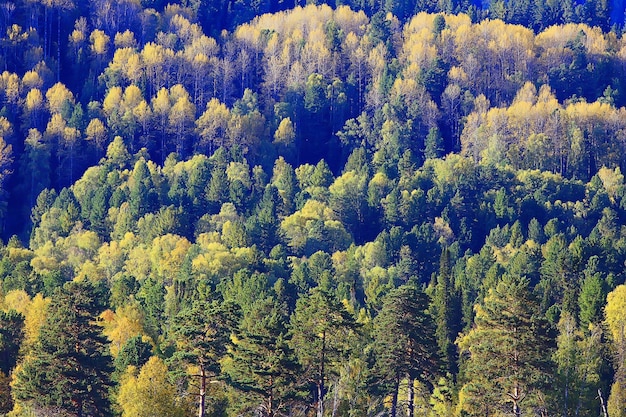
(512, 384), (521, 417)
(390, 372), (400, 417)
(57, 8), (61, 81)
(598, 388), (608, 417)
(317, 381), (324, 417)
(407, 375), (414, 417)
(317, 331), (326, 417)
(268, 375), (273, 417)
(198, 366), (206, 417)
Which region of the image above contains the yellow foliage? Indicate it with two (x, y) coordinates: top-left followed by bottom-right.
(149, 234), (191, 283)
(103, 86), (123, 116)
(605, 285), (626, 345)
(45, 82), (74, 114)
(3, 290), (30, 316)
(101, 303), (146, 357)
(23, 293), (50, 348)
(117, 356), (185, 417)
(90, 29), (110, 55)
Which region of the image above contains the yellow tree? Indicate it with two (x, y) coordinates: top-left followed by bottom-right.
(45, 82), (74, 115)
(117, 356), (186, 417)
(0, 135), (13, 202)
(168, 85), (196, 156)
(196, 98), (230, 153)
(85, 118), (108, 155)
(23, 88), (45, 129)
(100, 303), (148, 357)
(151, 87), (171, 162)
(605, 285), (626, 417)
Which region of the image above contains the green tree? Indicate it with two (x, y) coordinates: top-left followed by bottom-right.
(373, 284), (439, 417)
(0, 309), (24, 414)
(128, 158), (158, 219)
(171, 299), (240, 417)
(113, 335), (153, 382)
(289, 287), (357, 417)
(0, 309), (24, 375)
(13, 281), (113, 417)
(227, 296), (301, 416)
(553, 313), (605, 417)
(431, 246), (459, 374)
(578, 256), (606, 332)
(457, 274), (554, 417)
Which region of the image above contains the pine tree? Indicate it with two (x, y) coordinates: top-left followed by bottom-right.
(432, 246), (459, 375)
(13, 281), (113, 417)
(0, 309), (24, 375)
(457, 274), (554, 417)
(372, 284), (440, 417)
(289, 286), (357, 417)
(227, 296), (301, 416)
(0, 309), (24, 414)
(171, 299), (240, 417)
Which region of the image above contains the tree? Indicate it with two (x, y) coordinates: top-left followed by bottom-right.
(0, 136), (13, 216)
(431, 246), (459, 374)
(113, 335), (153, 382)
(553, 312), (604, 417)
(605, 285), (626, 417)
(289, 286), (357, 417)
(457, 274), (554, 417)
(372, 284), (439, 417)
(117, 356), (186, 417)
(0, 309), (24, 414)
(171, 299), (240, 417)
(12, 281), (113, 417)
(227, 296), (301, 416)
(0, 309), (24, 374)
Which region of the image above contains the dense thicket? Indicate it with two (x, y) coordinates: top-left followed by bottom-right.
(2, 1), (626, 416)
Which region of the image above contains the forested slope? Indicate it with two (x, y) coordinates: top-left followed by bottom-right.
(2, 2), (626, 417)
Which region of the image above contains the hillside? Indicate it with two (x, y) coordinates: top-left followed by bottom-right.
(1, 2), (626, 417)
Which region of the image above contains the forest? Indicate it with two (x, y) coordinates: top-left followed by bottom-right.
(3, 0), (626, 415)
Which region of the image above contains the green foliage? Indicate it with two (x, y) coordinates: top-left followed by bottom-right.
(12, 281), (113, 417)
(3, 4), (626, 416)
(226, 296), (301, 416)
(457, 274), (554, 416)
(372, 284), (439, 415)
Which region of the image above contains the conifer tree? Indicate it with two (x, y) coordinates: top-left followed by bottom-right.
(0, 309), (24, 414)
(227, 296), (301, 416)
(289, 286), (357, 417)
(457, 274), (554, 417)
(171, 299), (240, 417)
(13, 281), (113, 417)
(432, 246), (459, 374)
(372, 284), (439, 417)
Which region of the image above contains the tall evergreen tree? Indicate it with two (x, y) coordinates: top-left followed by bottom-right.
(171, 298), (240, 417)
(372, 284), (440, 417)
(431, 246), (459, 375)
(0, 309), (24, 414)
(227, 296), (301, 417)
(13, 281), (113, 417)
(457, 274), (555, 417)
(374, 284), (439, 417)
(289, 286), (357, 417)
